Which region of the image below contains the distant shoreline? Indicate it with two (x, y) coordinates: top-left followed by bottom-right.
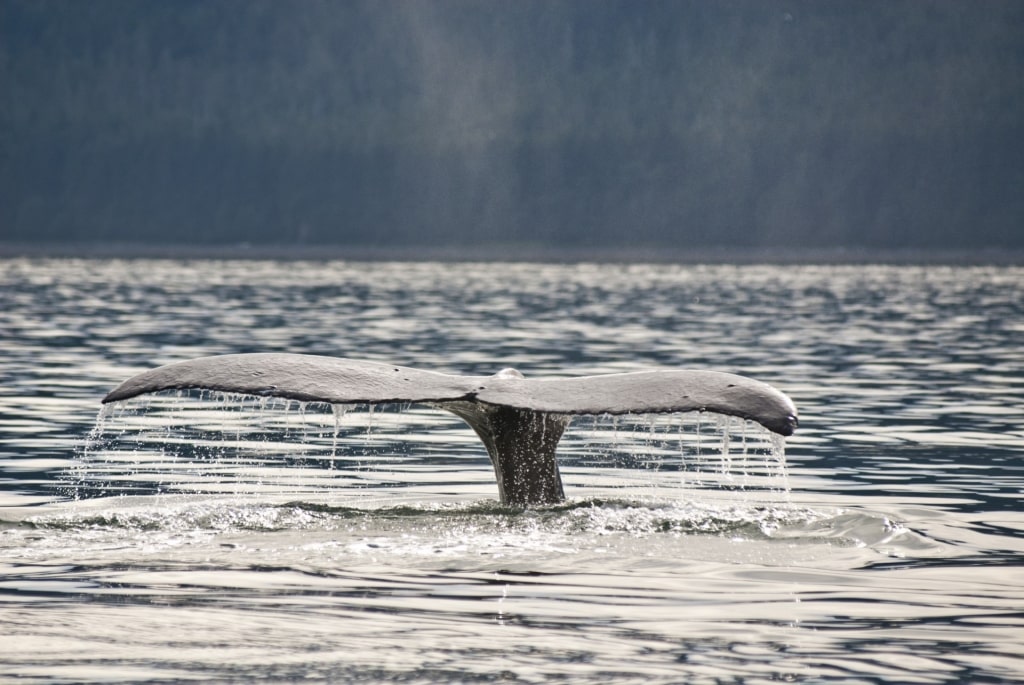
(1, 242), (1022, 265)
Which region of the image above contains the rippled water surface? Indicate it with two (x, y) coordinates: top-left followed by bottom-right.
(1, 259), (1022, 684)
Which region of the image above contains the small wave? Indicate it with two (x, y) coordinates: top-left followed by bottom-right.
(0, 495), (957, 575)
(13, 494), (924, 549)
(22, 499), (341, 534)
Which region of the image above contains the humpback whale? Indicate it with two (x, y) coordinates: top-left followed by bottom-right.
(103, 353), (798, 507)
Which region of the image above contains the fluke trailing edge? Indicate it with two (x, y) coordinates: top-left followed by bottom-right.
(103, 353), (798, 507)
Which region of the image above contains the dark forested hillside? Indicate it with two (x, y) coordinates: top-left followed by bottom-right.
(2, 0), (1022, 250)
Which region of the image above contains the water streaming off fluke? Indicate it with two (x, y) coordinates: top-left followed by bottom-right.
(69, 392), (792, 510)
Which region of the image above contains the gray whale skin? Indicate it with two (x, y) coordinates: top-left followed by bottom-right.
(103, 353), (798, 507)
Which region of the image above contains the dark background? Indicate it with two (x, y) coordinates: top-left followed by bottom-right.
(2, 0), (1022, 253)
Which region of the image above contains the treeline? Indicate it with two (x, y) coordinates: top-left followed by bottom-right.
(1, 0), (1022, 248)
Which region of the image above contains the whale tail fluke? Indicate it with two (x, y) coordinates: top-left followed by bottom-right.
(102, 353), (798, 506)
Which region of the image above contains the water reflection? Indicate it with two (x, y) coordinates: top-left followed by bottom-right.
(1, 259), (1022, 683)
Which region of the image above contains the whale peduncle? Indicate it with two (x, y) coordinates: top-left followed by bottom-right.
(440, 398), (570, 507)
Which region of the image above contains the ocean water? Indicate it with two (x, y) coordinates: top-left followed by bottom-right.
(0, 258), (1022, 684)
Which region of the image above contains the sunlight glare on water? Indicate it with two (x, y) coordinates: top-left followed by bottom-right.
(1, 259), (1022, 684)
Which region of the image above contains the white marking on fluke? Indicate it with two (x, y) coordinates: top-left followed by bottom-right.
(103, 353), (798, 507)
